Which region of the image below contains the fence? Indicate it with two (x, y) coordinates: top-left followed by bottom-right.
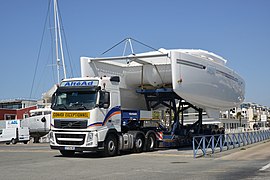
(192, 130), (270, 158)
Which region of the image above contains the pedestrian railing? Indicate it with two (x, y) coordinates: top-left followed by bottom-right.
(192, 130), (270, 158)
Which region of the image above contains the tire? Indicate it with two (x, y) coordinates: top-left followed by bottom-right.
(146, 133), (156, 152)
(103, 135), (118, 157)
(11, 138), (17, 145)
(23, 141), (28, 144)
(60, 150), (75, 157)
(134, 134), (144, 153)
(33, 137), (40, 143)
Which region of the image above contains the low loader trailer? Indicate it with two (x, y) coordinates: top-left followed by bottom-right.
(49, 49), (244, 156)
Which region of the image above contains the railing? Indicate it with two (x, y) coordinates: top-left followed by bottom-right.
(192, 130), (270, 158)
(225, 127), (270, 134)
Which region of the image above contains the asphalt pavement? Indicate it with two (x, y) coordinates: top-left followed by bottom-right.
(0, 141), (270, 180)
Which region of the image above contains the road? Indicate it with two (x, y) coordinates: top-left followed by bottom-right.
(0, 140), (270, 180)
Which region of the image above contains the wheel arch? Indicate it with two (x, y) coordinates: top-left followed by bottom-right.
(105, 129), (119, 140)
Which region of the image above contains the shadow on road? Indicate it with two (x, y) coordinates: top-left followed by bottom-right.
(53, 146), (193, 159)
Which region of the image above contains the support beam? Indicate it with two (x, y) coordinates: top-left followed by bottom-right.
(198, 108), (203, 134)
(136, 88), (204, 135)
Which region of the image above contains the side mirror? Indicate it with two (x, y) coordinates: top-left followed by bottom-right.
(99, 91), (110, 109)
(51, 92), (57, 108)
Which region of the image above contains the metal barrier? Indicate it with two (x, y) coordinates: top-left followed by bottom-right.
(192, 130), (270, 158)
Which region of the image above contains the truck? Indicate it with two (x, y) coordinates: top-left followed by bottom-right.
(0, 127), (30, 145)
(49, 48), (245, 156)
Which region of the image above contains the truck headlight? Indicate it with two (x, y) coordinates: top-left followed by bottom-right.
(87, 132), (93, 142)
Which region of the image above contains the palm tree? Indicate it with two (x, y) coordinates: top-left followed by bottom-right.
(236, 112), (242, 126)
(253, 114), (258, 129)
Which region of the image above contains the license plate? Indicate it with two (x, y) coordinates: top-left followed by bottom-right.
(64, 146), (75, 150)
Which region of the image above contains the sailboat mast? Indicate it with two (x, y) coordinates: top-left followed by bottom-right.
(53, 0), (67, 84)
(56, 10), (67, 80)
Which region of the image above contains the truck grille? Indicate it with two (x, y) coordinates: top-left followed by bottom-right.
(54, 119), (87, 129)
(55, 133), (86, 145)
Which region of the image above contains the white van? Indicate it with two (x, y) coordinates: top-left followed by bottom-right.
(0, 127), (30, 145)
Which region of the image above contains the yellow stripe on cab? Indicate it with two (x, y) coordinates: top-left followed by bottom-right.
(52, 112), (90, 119)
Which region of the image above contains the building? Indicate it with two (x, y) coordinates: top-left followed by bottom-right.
(0, 99), (37, 120)
(220, 102), (270, 130)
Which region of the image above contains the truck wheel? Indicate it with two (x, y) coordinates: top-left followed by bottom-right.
(60, 150), (75, 157)
(134, 134), (144, 153)
(11, 138), (17, 145)
(103, 135), (118, 157)
(146, 133), (156, 151)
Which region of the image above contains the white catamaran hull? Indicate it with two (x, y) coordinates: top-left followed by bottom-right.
(80, 49), (245, 111)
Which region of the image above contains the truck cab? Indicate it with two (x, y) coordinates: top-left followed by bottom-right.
(49, 76), (158, 157)
(49, 76), (122, 156)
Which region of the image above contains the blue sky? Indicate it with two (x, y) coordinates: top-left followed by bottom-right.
(0, 0), (270, 107)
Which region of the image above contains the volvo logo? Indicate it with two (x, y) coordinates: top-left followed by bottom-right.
(67, 122), (73, 127)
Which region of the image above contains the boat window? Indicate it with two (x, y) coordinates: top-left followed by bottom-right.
(176, 59), (206, 69)
(44, 111), (51, 115)
(31, 112), (42, 117)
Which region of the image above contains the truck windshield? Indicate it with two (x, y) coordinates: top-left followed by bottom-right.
(52, 90), (97, 110)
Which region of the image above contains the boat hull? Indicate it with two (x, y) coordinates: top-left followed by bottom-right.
(80, 49), (245, 110)
(171, 51), (244, 109)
